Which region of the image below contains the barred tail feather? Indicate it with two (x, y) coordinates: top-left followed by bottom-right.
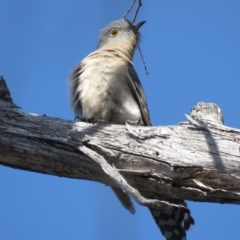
(150, 200), (194, 240)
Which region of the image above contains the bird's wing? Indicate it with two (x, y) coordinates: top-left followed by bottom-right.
(68, 62), (85, 118)
(127, 64), (152, 126)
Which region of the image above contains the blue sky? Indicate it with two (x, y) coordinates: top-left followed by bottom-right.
(1, 1), (240, 239)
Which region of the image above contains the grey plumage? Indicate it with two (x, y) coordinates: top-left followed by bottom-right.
(68, 18), (194, 240)
(69, 19), (150, 126)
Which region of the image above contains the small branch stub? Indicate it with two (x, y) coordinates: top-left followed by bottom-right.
(190, 102), (224, 124)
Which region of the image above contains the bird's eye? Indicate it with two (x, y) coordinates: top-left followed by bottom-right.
(110, 28), (120, 36)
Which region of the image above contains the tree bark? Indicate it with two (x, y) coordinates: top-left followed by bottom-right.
(0, 77), (240, 208)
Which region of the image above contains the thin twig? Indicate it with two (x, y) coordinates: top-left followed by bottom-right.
(132, 0), (142, 23)
(123, 0), (136, 19)
(138, 43), (148, 75)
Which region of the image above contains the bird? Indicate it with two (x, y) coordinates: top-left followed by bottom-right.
(68, 18), (194, 240)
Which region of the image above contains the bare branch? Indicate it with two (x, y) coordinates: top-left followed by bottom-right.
(123, 2), (148, 74)
(132, 0), (142, 23)
(137, 43), (148, 75)
(123, 0), (136, 19)
(1, 79), (240, 206)
(123, 0), (142, 23)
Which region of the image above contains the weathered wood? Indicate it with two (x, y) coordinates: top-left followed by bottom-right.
(0, 77), (240, 206)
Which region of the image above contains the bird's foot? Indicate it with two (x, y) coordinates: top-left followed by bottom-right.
(125, 118), (142, 126)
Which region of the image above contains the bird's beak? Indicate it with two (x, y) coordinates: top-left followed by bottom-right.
(135, 21), (146, 30)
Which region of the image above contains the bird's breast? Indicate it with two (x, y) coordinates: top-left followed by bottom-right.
(78, 55), (142, 124)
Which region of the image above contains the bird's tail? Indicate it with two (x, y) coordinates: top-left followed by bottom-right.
(149, 200), (194, 240)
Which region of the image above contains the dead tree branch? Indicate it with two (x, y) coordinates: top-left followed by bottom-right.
(1, 78), (240, 208)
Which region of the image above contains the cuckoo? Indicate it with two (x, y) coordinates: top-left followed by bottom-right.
(68, 18), (194, 240)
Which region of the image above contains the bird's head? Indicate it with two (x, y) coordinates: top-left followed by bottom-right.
(97, 19), (146, 51)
